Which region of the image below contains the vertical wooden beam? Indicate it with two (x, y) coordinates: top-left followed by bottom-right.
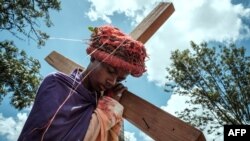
(129, 2), (174, 43)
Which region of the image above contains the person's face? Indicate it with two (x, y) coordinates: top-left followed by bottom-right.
(85, 59), (129, 92)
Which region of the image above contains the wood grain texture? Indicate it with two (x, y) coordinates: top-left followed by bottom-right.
(129, 2), (174, 43)
(45, 51), (84, 74)
(120, 90), (205, 141)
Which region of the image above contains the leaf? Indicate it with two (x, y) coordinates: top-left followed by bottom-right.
(88, 26), (95, 32)
(0, 41), (42, 110)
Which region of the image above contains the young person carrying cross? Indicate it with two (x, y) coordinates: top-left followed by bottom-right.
(18, 25), (147, 141)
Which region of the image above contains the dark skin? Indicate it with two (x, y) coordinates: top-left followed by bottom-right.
(82, 57), (128, 101)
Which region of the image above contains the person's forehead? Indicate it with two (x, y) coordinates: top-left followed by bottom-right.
(102, 62), (129, 76)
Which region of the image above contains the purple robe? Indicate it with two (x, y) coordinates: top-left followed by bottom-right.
(18, 70), (98, 141)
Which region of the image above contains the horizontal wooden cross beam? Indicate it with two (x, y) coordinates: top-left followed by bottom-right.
(45, 2), (206, 141)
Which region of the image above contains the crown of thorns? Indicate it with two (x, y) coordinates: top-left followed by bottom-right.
(86, 25), (147, 77)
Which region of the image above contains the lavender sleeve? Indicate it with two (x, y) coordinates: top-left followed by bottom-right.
(18, 72), (97, 141)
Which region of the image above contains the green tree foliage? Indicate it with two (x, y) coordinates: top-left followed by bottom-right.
(0, 0), (61, 109)
(0, 41), (42, 110)
(166, 41), (250, 135)
(0, 0), (61, 46)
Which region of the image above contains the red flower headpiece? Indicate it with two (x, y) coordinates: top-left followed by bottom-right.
(86, 25), (147, 77)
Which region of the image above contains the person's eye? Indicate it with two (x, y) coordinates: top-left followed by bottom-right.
(107, 66), (116, 74)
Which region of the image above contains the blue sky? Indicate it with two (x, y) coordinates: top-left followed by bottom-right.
(0, 0), (250, 141)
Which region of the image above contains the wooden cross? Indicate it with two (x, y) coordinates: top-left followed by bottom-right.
(45, 2), (206, 141)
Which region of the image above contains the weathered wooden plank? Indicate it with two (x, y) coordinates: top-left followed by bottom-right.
(45, 51), (206, 141)
(45, 51), (84, 74)
(121, 90), (206, 141)
(129, 2), (174, 43)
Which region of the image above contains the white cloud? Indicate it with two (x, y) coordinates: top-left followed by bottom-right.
(139, 132), (154, 141)
(161, 92), (223, 141)
(86, 0), (161, 24)
(124, 131), (137, 141)
(0, 113), (28, 141)
(85, 0), (250, 86)
(161, 92), (192, 116)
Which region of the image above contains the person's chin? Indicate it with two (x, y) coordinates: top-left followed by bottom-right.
(94, 84), (104, 92)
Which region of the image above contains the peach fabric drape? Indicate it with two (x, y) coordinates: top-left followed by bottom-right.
(84, 96), (123, 141)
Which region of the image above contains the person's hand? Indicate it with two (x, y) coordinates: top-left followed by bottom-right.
(105, 83), (127, 101)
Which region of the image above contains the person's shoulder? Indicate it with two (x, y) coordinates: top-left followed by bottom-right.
(54, 71), (69, 77)
(45, 71), (68, 78)
(43, 70), (81, 85)
(41, 71), (70, 82)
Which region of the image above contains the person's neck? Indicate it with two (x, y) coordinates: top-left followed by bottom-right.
(81, 69), (94, 92)
(81, 70), (103, 99)
(81, 70), (88, 87)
